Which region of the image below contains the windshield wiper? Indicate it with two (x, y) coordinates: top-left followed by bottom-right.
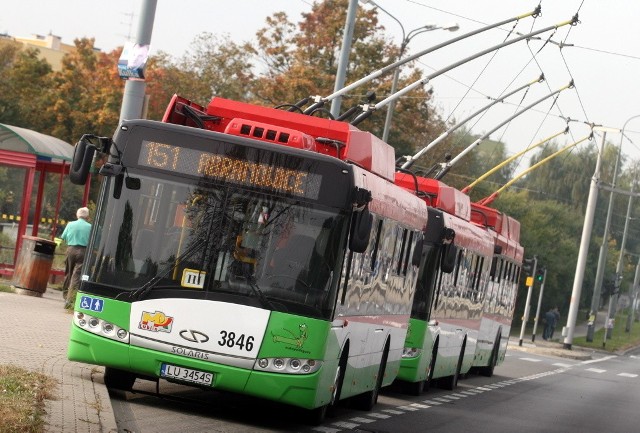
(243, 268), (275, 310)
(127, 238), (207, 301)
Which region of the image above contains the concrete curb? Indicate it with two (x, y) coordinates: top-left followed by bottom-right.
(0, 288), (117, 433)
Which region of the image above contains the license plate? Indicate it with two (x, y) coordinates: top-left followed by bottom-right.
(160, 363), (213, 386)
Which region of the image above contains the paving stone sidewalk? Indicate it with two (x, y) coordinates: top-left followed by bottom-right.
(1, 288), (117, 433)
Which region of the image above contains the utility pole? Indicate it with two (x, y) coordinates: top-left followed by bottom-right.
(119, 0), (157, 122)
(563, 130), (609, 350)
(519, 257), (537, 346)
(604, 179), (635, 345)
(625, 259), (640, 332)
(330, 0), (358, 118)
(586, 146), (621, 342)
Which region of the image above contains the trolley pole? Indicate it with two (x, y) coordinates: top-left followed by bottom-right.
(519, 257), (537, 346)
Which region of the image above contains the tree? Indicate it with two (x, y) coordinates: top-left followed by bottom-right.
(246, 0), (447, 156)
(494, 191), (589, 316)
(145, 34), (255, 120)
(0, 45), (54, 130)
(46, 38), (123, 143)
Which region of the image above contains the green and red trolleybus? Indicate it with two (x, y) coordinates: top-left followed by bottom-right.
(67, 95), (428, 422)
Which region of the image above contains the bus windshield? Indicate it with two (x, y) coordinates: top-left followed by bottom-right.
(86, 170), (348, 319)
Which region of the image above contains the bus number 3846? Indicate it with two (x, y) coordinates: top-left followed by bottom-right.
(218, 330), (255, 351)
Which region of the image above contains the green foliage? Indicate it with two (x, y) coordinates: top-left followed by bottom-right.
(573, 312), (640, 352)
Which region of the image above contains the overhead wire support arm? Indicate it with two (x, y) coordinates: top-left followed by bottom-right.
(303, 6), (542, 115)
(461, 125), (568, 193)
(477, 133), (592, 206)
(400, 74), (545, 170)
(433, 80), (575, 180)
(351, 14), (579, 126)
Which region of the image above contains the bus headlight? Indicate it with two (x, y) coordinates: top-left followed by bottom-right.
(74, 312), (129, 343)
(254, 357), (321, 374)
(402, 347), (422, 358)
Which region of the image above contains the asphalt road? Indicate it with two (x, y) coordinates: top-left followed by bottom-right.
(110, 348), (640, 433)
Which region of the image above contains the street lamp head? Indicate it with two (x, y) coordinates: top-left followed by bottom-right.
(443, 23), (460, 32)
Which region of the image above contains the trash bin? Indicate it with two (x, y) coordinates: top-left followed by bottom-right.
(12, 236), (57, 297)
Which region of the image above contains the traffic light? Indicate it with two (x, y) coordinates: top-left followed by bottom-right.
(536, 267), (545, 282)
(522, 257), (536, 275)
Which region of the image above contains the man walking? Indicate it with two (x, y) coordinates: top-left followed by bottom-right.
(61, 207), (91, 309)
(543, 306), (560, 340)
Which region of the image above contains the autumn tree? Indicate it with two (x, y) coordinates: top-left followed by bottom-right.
(47, 38), (123, 143)
(245, 0), (447, 157)
(145, 34), (255, 120)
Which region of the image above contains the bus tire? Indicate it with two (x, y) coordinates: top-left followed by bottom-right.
(309, 346), (348, 425)
(104, 367), (136, 390)
(309, 405), (328, 426)
(408, 379), (425, 395)
(479, 332), (501, 377)
(440, 343), (464, 390)
(424, 344), (437, 392)
(408, 344), (435, 396)
(354, 342), (389, 411)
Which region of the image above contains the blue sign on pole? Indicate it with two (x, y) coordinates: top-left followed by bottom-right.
(117, 41), (149, 80)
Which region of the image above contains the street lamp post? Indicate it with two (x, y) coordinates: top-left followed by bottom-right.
(359, 0), (458, 142)
(383, 23), (459, 142)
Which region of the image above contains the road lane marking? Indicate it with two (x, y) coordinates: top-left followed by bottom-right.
(331, 421), (359, 429)
(350, 417), (375, 423)
(520, 357), (542, 362)
(397, 405), (420, 411)
(581, 355), (616, 365)
(312, 427), (340, 433)
(585, 368), (606, 373)
(618, 373), (638, 378)
(374, 411), (396, 417)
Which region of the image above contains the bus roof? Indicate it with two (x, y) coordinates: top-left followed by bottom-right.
(163, 95), (397, 182)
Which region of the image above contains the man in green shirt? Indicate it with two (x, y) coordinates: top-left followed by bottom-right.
(61, 207), (91, 309)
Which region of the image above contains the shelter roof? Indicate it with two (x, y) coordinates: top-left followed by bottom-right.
(0, 123), (73, 162)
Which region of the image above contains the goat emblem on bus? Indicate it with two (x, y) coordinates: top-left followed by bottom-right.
(272, 323), (308, 348)
(139, 311), (173, 333)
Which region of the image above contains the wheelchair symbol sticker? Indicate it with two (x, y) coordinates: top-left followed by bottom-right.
(79, 296), (104, 312)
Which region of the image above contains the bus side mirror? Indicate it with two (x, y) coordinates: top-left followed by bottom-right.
(441, 243), (457, 273)
(349, 208), (372, 253)
(69, 137), (97, 185)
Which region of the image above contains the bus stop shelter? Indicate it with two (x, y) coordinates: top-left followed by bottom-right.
(0, 123), (88, 274)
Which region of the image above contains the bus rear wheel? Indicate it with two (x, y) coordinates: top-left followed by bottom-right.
(104, 367), (137, 391)
(410, 344), (437, 395)
(479, 333), (500, 377)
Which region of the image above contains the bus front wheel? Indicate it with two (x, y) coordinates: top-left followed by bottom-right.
(354, 343), (388, 411)
(309, 348), (348, 425)
(104, 367), (137, 391)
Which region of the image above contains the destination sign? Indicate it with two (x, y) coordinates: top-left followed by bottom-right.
(138, 140), (322, 199)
